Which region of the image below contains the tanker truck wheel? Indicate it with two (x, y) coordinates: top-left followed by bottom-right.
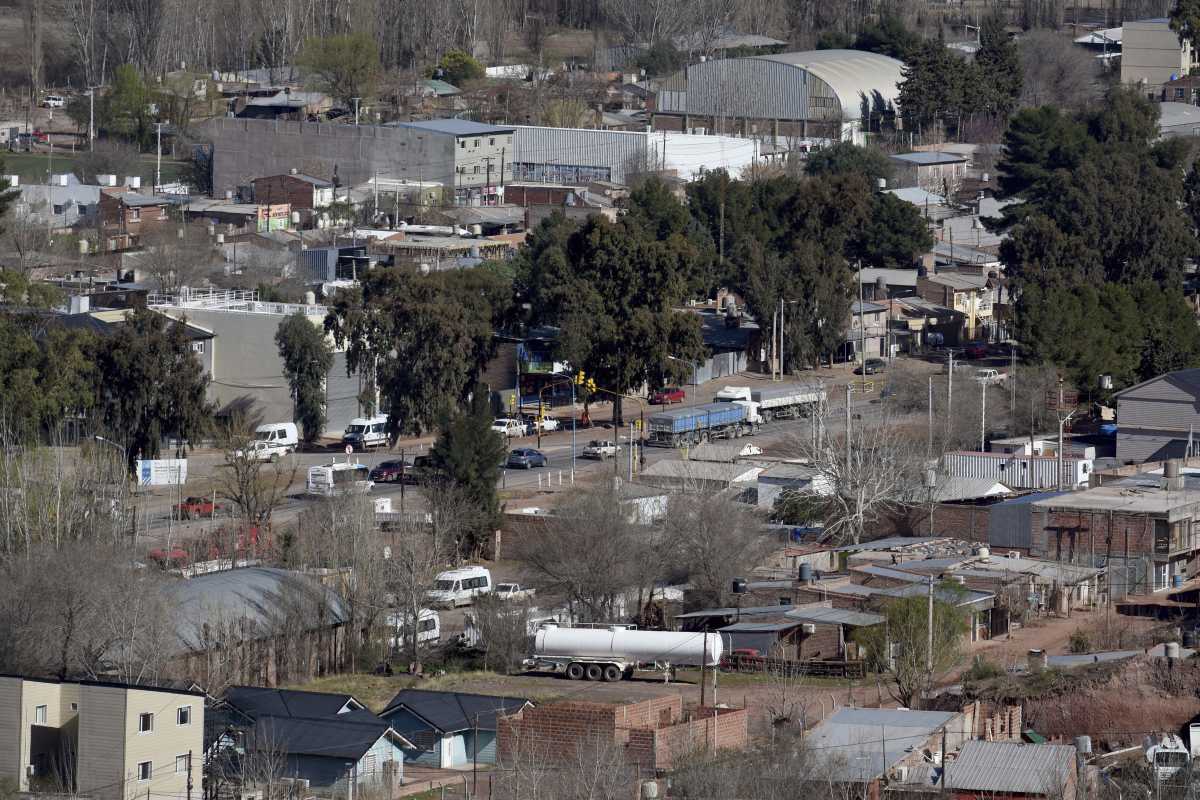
(602, 664), (622, 682)
(566, 662), (585, 680)
(585, 664), (604, 681)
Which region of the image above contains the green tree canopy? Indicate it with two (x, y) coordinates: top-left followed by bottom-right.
(856, 590), (968, 708)
(325, 267), (511, 436)
(0, 315), (96, 443)
(1171, 0), (1200, 53)
(95, 308), (212, 470)
(804, 142), (894, 185)
(101, 65), (154, 150)
(974, 13), (1022, 117)
(516, 210), (706, 421)
(850, 191), (934, 269)
(431, 50), (484, 86)
(275, 312), (335, 443)
(430, 382), (509, 557)
(298, 33), (382, 107)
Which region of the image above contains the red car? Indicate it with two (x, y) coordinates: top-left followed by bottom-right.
(964, 342), (988, 360)
(174, 496), (220, 519)
(649, 386), (686, 405)
(720, 648), (765, 671)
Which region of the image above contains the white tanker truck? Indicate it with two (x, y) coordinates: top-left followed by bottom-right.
(523, 623), (724, 682)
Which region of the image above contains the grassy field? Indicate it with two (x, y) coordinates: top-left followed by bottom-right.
(0, 150), (187, 186)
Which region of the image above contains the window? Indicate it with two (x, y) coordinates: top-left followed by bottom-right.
(1155, 561), (1169, 592)
(190, 341), (205, 354)
(489, 137), (495, 146)
(137, 761), (152, 782)
(473, 139), (480, 147)
(138, 712), (153, 733)
(177, 706), (191, 726)
(459, 140), (465, 149)
(129, 208), (141, 221)
(53, 204), (65, 215)
(175, 754), (190, 774)
(473, 165), (480, 174)
(70, 703), (77, 712)
(34, 705), (47, 724)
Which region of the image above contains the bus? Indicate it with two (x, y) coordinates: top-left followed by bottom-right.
(306, 462), (374, 496)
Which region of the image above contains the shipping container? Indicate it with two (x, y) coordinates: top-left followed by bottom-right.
(942, 451), (1092, 490)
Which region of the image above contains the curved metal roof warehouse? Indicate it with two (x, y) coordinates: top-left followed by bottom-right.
(657, 49), (905, 143)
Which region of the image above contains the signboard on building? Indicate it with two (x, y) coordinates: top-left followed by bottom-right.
(137, 458), (188, 486)
(256, 203), (291, 232)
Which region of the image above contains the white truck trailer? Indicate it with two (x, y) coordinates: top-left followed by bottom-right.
(524, 624), (723, 682)
(714, 384), (826, 423)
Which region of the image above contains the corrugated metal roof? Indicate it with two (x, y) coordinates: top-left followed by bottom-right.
(754, 49), (904, 122)
(718, 621), (804, 633)
(398, 119), (515, 136)
(859, 267), (920, 286)
(852, 564), (925, 583)
(785, 607), (885, 627)
(885, 187), (948, 206)
(807, 708), (957, 781)
(676, 604), (796, 619)
(639, 460), (763, 483)
(891, 151), (968, 165)
(945, 741), (1076, 794)
(836, 536), (945, 552)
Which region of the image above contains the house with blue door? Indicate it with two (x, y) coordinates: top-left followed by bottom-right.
(210, 687), (413, 790)
(380, 690), (532, 768)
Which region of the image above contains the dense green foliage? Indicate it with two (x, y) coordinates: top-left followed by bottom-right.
(995, 88), (1200, 395)
(1171, 0), (1200, 53)
(429, 382), (508, 555)
(297, 33), (382, 107)
(856, 591), (968, 708)
(0, 315), (95, 442)
(324, 267), (511, 436)
(804, 141), (894, 185)
(275, 312), (335, 444)
(516, 185), (707, 419)
(94, 308), (212, 469)
(432, 50), (485, 86)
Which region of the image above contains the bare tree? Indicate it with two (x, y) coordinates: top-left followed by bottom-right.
(1019, 30), (1100, 111)
(495, 727), (637, 800)
(212, 426), (297, 526)
(466, 593), (533, 674)
(516, 485), (661, 623)
(602, 0), (692, 45)
(382, 514), (451, 672)
(137, 226), (220, 295)
(787, 402), (924, 545)
(660, 491), (771, 610)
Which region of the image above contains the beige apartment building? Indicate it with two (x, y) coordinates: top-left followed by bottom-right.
(1122, 18), (1198, 89)
(0, 676), (204, 800)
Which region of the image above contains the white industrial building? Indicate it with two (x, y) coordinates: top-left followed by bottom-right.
(653, 49), (905, 145)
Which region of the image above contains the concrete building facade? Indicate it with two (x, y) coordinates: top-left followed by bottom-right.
(0, 676), (203, 800)
(1121, 18), (1197, 88)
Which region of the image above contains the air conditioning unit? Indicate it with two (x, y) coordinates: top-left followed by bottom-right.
(802, 623), (816, 634)
(1008, 551), (1020, 559)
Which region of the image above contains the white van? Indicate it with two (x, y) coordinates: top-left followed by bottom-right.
(427, 566), (493, 608)
(306, 462), (374, 495)
(342, 414), (388, 449)
(42, 95), (65, 108)
(387, 608), (440, 649)
(255, 422), (299, 451)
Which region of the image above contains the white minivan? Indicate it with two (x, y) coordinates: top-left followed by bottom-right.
(387, 608), (441, 649)
(255, 422), (299, 451)
(427, 566), (493, 608)
(343, 414), (388, 449)
(42, 95), (65, 108)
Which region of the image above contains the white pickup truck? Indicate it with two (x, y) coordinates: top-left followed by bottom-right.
(582, 440), (621, 459)
(974, 369), (1007, 385)
(494, 583), (536, 602)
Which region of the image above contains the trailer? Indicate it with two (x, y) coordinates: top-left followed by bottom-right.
(941, 451), (1092, 489)
(523, 624), (723, 682)
(714, 384), (826, 422)
(646, 402), (755, 447)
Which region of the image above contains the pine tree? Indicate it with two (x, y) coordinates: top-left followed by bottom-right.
(975, 13), (1022, 117)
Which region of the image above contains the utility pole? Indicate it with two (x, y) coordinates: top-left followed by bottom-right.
(980, 379), (986, 452)
(947, 350), (954, 428)
(779, 298), (786, 380)
(186, 749), (193, 800)
(1009, 345), (1016, 417)
(628, 421), (634, 481)
(845, 384), (852, 478)
(352, 97), (362, 125)
(925, 575), (934, 704)
(857, 260), (866, 392)
(87, 87), (97, 151)
(154, 121), (167, 190)
(928, 376), (933, 458)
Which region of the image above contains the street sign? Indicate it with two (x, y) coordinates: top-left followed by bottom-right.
(345, 444), (353, 455)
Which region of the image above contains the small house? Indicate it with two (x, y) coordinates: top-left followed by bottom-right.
(380, 690), (532, 769)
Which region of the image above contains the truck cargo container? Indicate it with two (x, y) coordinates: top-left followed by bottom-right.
(646, 402), (754, 447)
(942, 451), (1092, 490)
(524, 624), (724, 681)
(714, 384), (826, 422)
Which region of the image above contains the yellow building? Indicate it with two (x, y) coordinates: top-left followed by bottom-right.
(0, 676), (204, 800)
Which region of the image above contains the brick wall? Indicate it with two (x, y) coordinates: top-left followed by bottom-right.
(497, 697), (748, 772)
(868, 503), (992, 543)
(1031, 507), (1156, 560)
(253, 174), (315, 210)
(798, 623), (843, 660)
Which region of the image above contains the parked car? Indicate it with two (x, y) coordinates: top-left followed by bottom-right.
(964, 342), (988, 360)
(973, 368), (1007, 385)
(174, 496), (220, 520)
(507, 448), (548, 469)
(370, 460), (407, 483)
(582, 440), (621, 459)
(234, 439), (290, 462)
(492, 418), (528, 438)
(720, 647), (765, 670)
(494, 583), (536, 602)
(854, 358), (886, 375)
(42, 95), (65, 108)
(524, 415), (560, 432)
(649, 386), (686, 404)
